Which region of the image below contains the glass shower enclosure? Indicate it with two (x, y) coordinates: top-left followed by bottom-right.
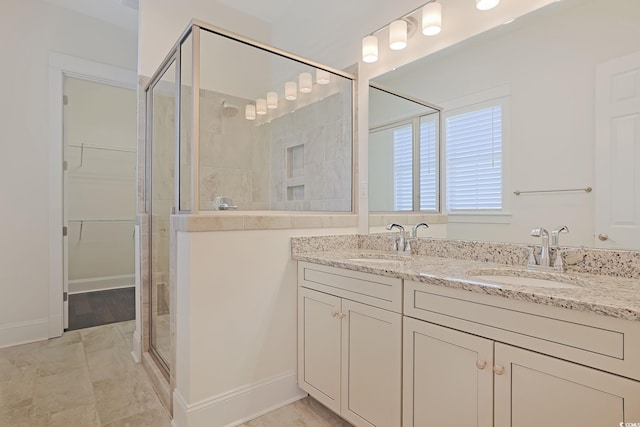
(144, 20), (355, 375)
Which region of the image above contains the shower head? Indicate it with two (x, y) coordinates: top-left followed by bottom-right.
(220, 99), (239, 117)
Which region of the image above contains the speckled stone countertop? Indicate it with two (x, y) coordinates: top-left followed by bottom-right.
(291, 235), (640, 322)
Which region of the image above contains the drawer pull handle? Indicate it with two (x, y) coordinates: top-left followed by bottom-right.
(476, 360), (487, 370)
(493, 365), (505, 375)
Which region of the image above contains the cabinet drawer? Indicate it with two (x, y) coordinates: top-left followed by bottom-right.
(405, 281), (640, 381)
(298, 262), (402, 313)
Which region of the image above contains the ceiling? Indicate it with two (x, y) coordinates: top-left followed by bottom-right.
(42, 0), (429, 70)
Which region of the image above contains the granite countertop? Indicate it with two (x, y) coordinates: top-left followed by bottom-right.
(293, 249), (640, 322)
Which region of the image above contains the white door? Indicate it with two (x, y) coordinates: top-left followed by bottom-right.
(595, 50), (640, 249)
(494, 343), (640, 427)
(402, 318), (494, 427)
(297, 287), (342, 413)
(341, 299), (402, 427)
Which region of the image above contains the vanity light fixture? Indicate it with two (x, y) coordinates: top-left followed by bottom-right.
(362, 35), (379, 63)
(476, 0), (500, 11)
(245, 104), (256, 120)
(285, 81), (297, 100)
(316, 69), (331, 85)
(256, 98), (267, 115)
(422, 1), (442, 35)
(266, 91), (278, 109)
(389, 20), (408, 50)
(299, 72), (312, 93)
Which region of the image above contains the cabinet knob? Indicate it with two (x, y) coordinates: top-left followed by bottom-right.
(598, 233), (609, 241)
(476, 360), (487, 370)
(337, 313), (347, 319)
(331, 311), (339, 318)
(493, 365), (505, 375)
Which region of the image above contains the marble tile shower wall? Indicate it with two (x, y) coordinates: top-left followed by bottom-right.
(269, 92), (352, 211)
(199, 90), (270, 211)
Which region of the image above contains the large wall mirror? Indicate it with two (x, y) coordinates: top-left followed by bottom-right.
(369, 0), (640, 250)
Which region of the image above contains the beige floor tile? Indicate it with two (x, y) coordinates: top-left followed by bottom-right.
(86, 346), (139, 383)
(102, 408), (172, 427)
(240, 397), (353, 427)
(82, 324), (127, 354)
(93, 367), (165, 425)
(31, 364), (95, 414)
(34, 341), (87, 377)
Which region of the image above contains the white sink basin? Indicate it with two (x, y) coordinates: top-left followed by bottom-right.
(348, 258), (403, 264)
(467, 268), (585, 289)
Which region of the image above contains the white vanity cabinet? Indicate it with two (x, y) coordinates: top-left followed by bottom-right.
(403, 280), (640, 427)
(297, 262), (402, 427)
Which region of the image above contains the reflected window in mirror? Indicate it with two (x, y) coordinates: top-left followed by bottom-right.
(369, 85), (440, 212)
(445, 99), (505, 212)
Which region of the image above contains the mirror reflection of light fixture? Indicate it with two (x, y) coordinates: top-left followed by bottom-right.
(316, 69), (331, 85)
(476, 0), (499, 10)
(389, 20), (407, 50)
(362, 35), (379, 63)
(285, 81), (297, 100)
(299, 72), (312, 93)
(245, 104), (256, 120)
(256, 98), (267, 115)
(266, 91), (278, 109)
(422, 1), (442, 35)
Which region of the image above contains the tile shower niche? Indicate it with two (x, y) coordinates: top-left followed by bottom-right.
(287, 144), (305, 201)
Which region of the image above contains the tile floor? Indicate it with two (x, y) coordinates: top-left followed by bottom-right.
(0, 321), (351, 427)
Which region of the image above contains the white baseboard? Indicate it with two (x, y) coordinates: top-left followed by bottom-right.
(0, 318), (50, 349)
(68, 274), (135, 294)
(173, 371), (307, 427)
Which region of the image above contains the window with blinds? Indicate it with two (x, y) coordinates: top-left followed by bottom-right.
(391, 116), (438, 211)
(445, 104), (502, 211)
(393, 125), (413, 211)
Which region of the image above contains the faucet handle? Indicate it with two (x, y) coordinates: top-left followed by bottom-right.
(553, 250), (565, 271)
(530, 227), (548, 238)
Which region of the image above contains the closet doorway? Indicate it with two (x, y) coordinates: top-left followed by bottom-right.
(63, 76), (137, 331)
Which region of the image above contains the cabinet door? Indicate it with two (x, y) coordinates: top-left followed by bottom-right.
(298, 287), (342, 413)
(403, 318), (494, 427)
(494, 343), (640, 427)
(341, 299), (402, 427)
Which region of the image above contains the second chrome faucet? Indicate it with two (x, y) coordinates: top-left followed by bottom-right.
(386, 222), (430, 252)
(530, 225), (569, 270)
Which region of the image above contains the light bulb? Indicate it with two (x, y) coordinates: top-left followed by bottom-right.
(256, 98), (267, 115)
(389, 20), (407, 50)
(362, 35), (378, 63)
(422, 2), (442, 36)
(299, 72), (312, 93)
(245, 104), (256, 120)
(316, 69), (330, 85)
(476, 0), (500, 11)
(266, 91), (278, 109)
(285, 81), (297, 100)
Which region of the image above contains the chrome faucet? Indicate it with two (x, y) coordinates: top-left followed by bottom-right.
(412, 222), (429, 237)
(551, 225), (569, 246)
(530, 227), (550, 267)
(386, 223), (407, 252)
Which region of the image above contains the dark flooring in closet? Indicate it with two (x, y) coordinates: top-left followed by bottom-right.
(67, 287), (135, 331)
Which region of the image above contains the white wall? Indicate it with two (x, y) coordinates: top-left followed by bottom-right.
(0, 0), (137, 348)
(374, 0), (640, 246)
(174, 227), (357, 427)
(138, 0), (272, 79)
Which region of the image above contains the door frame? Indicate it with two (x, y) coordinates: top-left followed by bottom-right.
(48, 52), (136, 337)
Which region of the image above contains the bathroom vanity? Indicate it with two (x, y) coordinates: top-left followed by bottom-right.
(293, 236), (640, 427)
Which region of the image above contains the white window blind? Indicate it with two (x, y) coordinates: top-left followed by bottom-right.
(393, 125), (413, 211)
(420, 117), (438, 210)
(446, 104), (502, 211)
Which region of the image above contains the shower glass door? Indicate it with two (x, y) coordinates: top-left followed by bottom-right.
(149, 59), (177, 371)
